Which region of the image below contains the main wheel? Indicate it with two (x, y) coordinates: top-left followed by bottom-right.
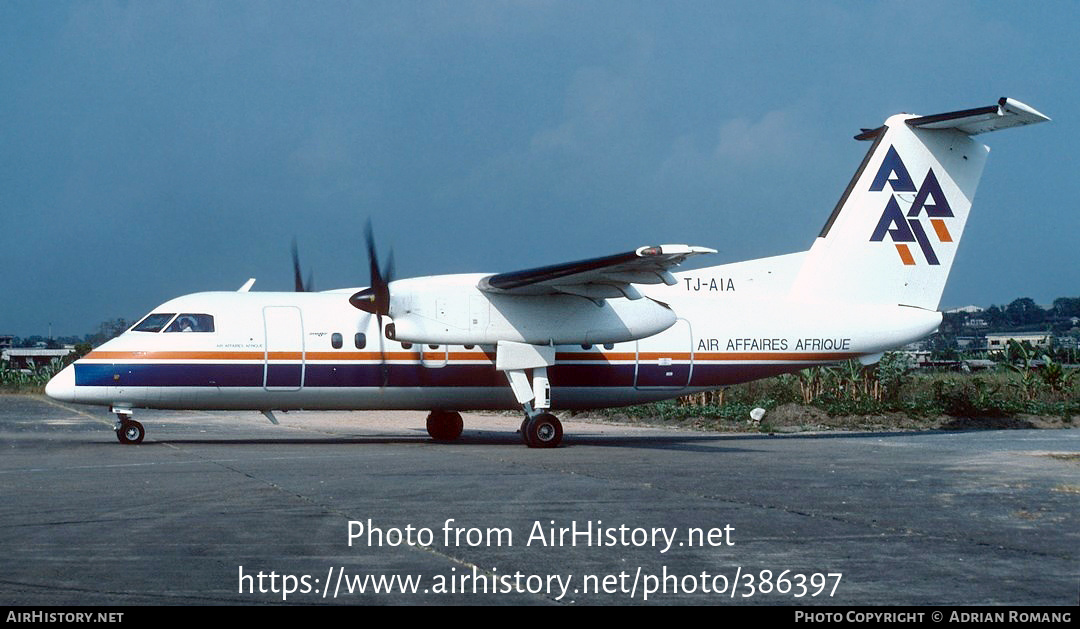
(116, 419), (145, 445)
(426, 410), (463, 442)
(524, 413), (563, 448)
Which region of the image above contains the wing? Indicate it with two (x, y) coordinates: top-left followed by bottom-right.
(477, 244), (716, 300)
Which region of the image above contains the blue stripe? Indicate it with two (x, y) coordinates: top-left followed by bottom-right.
(74, 361), (817, 390)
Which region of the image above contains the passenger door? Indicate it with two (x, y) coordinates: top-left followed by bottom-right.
(263, 306), (305, 390)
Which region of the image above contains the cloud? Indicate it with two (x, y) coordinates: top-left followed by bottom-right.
(530, 66), (642, 155)
(714, 108), (801, 163)
(660, 105), (811, 182)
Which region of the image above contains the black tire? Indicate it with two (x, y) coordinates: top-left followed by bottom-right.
(117, 420), (145, 445)
(426, 410), (463, 441)
(524, 413), (562, 448)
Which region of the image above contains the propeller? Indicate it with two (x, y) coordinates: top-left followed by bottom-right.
(349, 220), (395, 386)
(291, 238), (314, 292)
(349, 221), (393, 317)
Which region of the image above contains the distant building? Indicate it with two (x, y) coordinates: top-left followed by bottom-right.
(0, 335), (12, 350)
(955, 336), (979, 349)
(945, 305), (984, 314)
(1, 347), (74, 371)
(985, 332), (1051, 354)
(1054, 335), (1078, 350)
(899, 349), (932, 366)
(902, 339), (930, 352)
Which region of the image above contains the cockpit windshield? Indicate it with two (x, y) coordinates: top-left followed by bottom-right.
(131, 312), (215, 333)
(164, 314), (215, 333)
(132, 313), (176, 333)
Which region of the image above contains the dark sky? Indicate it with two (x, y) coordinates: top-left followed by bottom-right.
(2, 1), (1075, 337)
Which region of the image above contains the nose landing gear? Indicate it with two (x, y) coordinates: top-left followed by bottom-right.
(115, 418), (145, 444)
(111, 407), (144, 444)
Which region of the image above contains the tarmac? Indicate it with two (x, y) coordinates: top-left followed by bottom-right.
(0, 394), (1076, 606)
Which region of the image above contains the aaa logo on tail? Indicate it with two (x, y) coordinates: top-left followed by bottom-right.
(868, 146), (953, 266)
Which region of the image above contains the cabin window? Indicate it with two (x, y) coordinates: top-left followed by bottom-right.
(355, 333), (366, 349)
(164, 314), (215, 333)
(581, 343), (592, 350)
(401, 342), (413, 350)
(428, 344), (440, 350)
(331, 333), (343, 349)
(132, 313), (176, 333)
(603, 343), (614, 350)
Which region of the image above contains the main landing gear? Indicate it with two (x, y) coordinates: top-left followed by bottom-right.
(426, 410), (464, 442)
(520, 412), (563, 448)
(425, 409), (563, 448)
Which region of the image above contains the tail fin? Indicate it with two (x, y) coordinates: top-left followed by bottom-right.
(790, 98), (1049, 310)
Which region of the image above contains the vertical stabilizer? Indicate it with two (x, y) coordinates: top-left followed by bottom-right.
(790, 98), (1048, 311)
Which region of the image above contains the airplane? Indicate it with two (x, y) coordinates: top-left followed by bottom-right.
(45, 97), (1050, 448)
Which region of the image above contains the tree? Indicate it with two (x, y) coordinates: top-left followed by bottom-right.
(1051, 297), (1080, 318)
(85, 319), (129, 347)
(1005, 298), (1045, 326)
(984, 305), (1007, 328)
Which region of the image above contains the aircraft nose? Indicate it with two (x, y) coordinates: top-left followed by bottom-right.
(45, 363), (77, 402)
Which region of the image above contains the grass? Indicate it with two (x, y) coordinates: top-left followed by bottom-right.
(596, 361), (1079, 430)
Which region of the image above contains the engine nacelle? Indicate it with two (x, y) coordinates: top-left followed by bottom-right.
(385, 274), (676, 345)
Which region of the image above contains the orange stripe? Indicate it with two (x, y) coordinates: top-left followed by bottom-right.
(86, 351), (265, 361)
(85, 350), (859, 363)
(86, 350), (423, 361)
(895, 243), (916, 265)
(696, 352), (859, 361)
(930, 219), (952, 242)
(562, 352), (858, 362)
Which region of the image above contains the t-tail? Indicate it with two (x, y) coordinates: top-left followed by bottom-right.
(791, 97), (1049, 311)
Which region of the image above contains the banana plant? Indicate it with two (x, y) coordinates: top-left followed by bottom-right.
(1038, 354), (1075, 394)
(1005, 340), (1039, 401)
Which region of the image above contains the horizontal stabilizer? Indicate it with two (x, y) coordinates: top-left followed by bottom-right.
(906, 97), (1050, 135)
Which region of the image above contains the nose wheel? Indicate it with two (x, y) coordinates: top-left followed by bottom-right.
(116, 418), (145, 445)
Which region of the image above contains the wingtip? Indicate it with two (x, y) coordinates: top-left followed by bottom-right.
(636, 244), (717, 257)
(999, 97), (1051, 123)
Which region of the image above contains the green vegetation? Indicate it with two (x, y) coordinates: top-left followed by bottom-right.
(0, 356), (69, 393)
(598, 352), (1079, 431)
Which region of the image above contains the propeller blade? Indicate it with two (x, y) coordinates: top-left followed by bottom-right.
(376, 313), (389, 387)
(350, 220), (391, 316)
(357, 310), (389, 389)
(291, 239), (312, 292)
(384, 249), (395, 286)
(350, 220), (394, 386)
(365, 219), (382, 287)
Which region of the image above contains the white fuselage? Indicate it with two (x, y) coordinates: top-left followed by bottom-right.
(46, 253), (941, 413)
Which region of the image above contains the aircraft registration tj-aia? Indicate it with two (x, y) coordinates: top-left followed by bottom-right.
(46, 98), (1049, 448)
